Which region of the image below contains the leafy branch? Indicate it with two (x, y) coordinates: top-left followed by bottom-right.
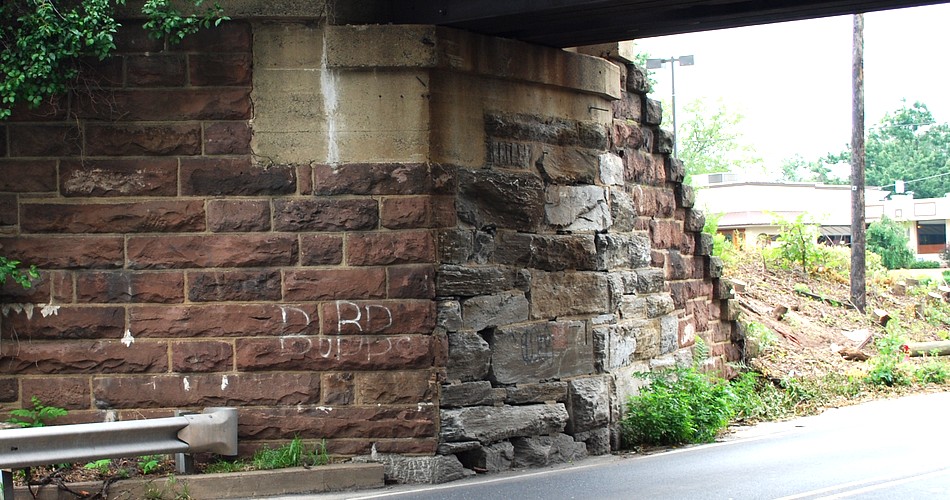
(0, 0), (228, 120)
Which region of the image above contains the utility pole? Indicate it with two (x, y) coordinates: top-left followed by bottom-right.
(850, 13), (866, 312)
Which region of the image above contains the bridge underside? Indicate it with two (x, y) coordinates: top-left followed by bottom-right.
(348, 0), (948, 46)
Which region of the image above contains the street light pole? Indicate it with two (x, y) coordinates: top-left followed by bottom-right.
(646, 55), (694, 158)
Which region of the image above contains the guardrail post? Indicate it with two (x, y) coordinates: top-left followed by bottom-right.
(174, 410), (196, 474)
(2, 469), (12, 500)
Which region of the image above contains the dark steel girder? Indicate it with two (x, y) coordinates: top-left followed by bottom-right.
(353, 0), (949, 47)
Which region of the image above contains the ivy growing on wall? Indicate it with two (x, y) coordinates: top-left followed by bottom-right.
(0, 0), (227, 120)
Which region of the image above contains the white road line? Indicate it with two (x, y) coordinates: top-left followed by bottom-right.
(819, 468), (950, 499)
(772, 468), (950, 500)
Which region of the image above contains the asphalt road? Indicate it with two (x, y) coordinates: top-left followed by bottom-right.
(299, 391), (950, 500)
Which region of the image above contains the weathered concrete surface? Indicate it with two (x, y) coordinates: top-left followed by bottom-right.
(14, 464), (383, 500)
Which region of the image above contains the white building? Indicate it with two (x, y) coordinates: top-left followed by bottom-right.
(694, 173), (948, 261)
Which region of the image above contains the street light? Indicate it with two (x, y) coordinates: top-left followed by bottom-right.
(646, 55), (694, 158)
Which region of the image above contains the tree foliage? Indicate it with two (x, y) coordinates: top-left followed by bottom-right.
(674, 98), (763, 183)
(790, 101), (950, 198)
(0, 0), (226, 120)
(866, 216), (914, 269)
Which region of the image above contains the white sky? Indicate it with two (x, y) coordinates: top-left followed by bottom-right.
(634, 3), (950, 170)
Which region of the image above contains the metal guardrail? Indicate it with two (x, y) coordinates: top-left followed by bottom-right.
(0, 407), (238, 499)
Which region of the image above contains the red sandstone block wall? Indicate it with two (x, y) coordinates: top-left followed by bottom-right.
(0, 21), (444, 456)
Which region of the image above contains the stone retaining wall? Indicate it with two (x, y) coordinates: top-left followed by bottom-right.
(0, 16), (737, 480)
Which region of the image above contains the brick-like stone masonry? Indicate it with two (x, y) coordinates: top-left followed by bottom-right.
(0, 19), (738, 481)
(0, 21), (440, 457)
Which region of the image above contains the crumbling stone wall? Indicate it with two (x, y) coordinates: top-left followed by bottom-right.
(430, 56), (737, 479)
(0, 14), (737, 480)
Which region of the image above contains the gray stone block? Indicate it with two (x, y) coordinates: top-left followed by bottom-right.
(504, 382), (569, 404)
(567, 377), (610, 433)
(353, 453), (472, 484)
(437, 265), (513, 297)
(458, 168), (545, 232)
(440, 404), (569, 444)
(596, 233), (651, 271)
(573, 426), (612, 455)
(530, 270), (610, 320)
(646, 294), (675, 318)
(490, 321), (594, 385)
(511, 433), (588, 468)
(660, 314), (679, 355)
(448, 331), (491, 382)
(458, 441), (514, 472)
(437, 441), (481, 455)
(608, 187), (636, 232)
(599, 153), (624, 186)
(441, 381), (495, 408)
(685, 209), (705, 233)
(438, 300), (462, 332)
(545, 185), (612, 232)
(462, 291), (530, 331)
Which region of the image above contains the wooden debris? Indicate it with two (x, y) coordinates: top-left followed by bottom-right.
(904, 341), (950, 357)
(771, 305), (788, 321)
(837, 347), (869, 361)
(927, 291), (944, 302)
(872, 308), (890, 326)
(737, 296), (802, 347)
(891, 282), (907, 296)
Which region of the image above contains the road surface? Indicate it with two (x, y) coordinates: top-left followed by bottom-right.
(287, 391), (950, 499)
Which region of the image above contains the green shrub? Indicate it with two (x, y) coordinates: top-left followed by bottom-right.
(915, 357), (950, 384)
(621, 367), (737, 446)
(6, 396), (67, 427)
(909, 260), (941, 269)
(867, 216), (914, 269)
(252, 437), (328, 470)
(865, 322), (912, 386)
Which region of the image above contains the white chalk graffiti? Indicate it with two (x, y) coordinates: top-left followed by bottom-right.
(334, 301), (393, 333)
(276, 334), (413, 362)
(279, 305), (313, 334)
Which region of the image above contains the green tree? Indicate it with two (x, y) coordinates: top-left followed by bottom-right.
(866, 216), (914, 269)
(673, 98), (763, 184)
(779, 153), (849, 185)
(0, 0), (226, 120)
(803, 101), (950, 198)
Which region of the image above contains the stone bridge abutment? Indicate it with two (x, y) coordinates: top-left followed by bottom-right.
(0, 7), (738, 483)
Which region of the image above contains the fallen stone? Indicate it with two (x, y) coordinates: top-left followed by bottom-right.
(573, 426), (611, 455)
(353, 453), (471, 484)
(457, 441), (514, 472)
(436, 441), (481, 455)
(511, 433), (588, 468)
(440, 404), (569, 444)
